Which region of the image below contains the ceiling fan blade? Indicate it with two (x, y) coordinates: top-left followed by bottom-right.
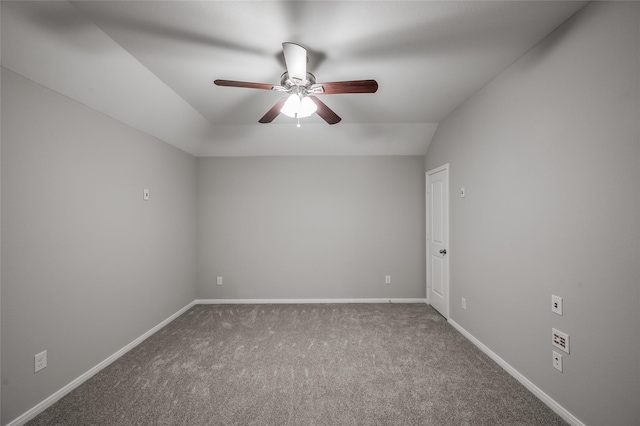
(308, 96), (341, 125)
(312, 80), (378, 94)
(258, 97), (288, 123)
(214, 80), (274, 90)
(282, 42), (307, 84)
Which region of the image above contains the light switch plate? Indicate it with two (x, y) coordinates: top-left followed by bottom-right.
(552, 328), (570, 354)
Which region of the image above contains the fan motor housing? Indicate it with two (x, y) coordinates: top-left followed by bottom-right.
(280, 72), (316, 90)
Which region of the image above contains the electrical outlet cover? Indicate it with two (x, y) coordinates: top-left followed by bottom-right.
(35, 350), (47, 373)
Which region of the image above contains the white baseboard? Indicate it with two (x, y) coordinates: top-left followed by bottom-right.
(7, 300), (198, 426)
(195, 298), (427, 304)
(448, 319), (584, 426)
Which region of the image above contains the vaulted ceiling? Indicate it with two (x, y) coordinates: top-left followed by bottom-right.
(1, 1), (587, 156)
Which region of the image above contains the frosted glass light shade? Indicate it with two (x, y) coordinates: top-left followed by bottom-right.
(281, 94), (317, 118)
(280, 94), (299, 118)
(298, 96), (317, 118)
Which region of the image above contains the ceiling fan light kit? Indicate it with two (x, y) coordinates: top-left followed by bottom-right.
(281, 94), (317, 119)
(214, 42), (378, 126)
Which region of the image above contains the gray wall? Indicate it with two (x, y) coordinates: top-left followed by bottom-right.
(197, 156), (425, 300)
(1, 69), (198, 425)
(425, 3), (639, 425)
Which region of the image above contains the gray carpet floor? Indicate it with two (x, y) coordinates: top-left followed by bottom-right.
(29, 304), (566, 425)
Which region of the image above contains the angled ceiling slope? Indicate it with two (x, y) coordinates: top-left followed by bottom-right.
(1, 1), (586, 156)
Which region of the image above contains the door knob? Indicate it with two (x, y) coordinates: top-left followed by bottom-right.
(439, 249), (447, 255)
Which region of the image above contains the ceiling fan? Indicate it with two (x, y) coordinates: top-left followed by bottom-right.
(214, 42), (378, 126)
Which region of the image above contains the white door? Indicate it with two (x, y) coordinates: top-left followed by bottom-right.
(426, 165), (449, 319)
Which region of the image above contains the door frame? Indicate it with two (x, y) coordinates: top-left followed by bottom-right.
(426, 163), (450, 319)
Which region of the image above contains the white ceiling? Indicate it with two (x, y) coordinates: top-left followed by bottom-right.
(1, 1), (587, 157)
